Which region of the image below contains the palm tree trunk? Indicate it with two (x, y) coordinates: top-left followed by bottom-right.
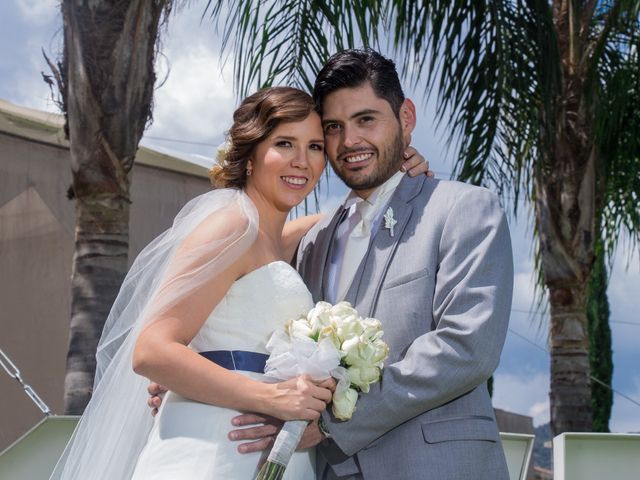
(532, 0), (601, 435)
(536, 169), (595, 433)
(66, 188), (130, 413)
(535, 127), (596, 434)
(547, 282), (592, 432)
(60, 0), (170, 414)
(535, 117), (598, 433)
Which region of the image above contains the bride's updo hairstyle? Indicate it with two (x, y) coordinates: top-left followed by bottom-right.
(210, 87), (317, 189)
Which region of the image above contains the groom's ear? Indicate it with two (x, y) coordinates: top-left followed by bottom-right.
(399, 99), (417, 144)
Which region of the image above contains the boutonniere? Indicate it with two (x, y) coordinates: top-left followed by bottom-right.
(383, 207), (397, 237)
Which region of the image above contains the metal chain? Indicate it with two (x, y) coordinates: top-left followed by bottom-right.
(0, 347), (52, 416)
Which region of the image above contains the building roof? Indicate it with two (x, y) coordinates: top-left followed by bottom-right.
(0, 98), (210, 178)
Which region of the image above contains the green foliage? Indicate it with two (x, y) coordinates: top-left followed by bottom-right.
(587, 241), (613, 432)
(594, 8), (640, 257)
(203, 1), (640, 249)
(204, 0), (384, 98)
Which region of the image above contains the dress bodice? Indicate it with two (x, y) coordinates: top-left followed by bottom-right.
(133, 261), (317, 480)
(189, 261), (314, 353)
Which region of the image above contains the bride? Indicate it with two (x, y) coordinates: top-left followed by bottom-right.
(51, 86), (427, 479)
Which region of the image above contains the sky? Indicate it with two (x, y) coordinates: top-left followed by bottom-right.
(1, 1), (639, 432)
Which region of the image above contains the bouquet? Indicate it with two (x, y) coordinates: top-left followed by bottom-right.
(255, 301), (389, 480)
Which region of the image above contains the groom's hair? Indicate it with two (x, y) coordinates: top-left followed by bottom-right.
(313, 49), (405, 118)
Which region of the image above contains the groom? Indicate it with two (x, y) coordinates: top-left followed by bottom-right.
(230, 49), (513, 479)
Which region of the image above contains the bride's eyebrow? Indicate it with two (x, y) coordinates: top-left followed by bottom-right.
(274, 135), (324, 144)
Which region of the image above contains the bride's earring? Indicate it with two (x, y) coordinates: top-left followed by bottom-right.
(246, 162), (253, 176)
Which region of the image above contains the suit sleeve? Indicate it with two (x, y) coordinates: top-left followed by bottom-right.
(325, 188), (513, 455)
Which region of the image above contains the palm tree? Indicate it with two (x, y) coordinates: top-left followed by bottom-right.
(46, 0), (174, 414)
(204, 0), (640, 434)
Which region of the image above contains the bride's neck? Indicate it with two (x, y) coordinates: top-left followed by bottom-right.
(244, 187), (288, 245)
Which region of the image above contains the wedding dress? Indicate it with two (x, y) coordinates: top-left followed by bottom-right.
(131, 261), (316, 479)
(50, 190), (316, 480)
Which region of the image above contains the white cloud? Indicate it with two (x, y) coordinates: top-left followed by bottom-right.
(149, 44), (235, 142)
(508, 267), (549, 348)
(10, 63), (58, 112)
(143, 5), (236, 159)
(512, 269), (538, 310)
(15, 0), (57, 26)
(493, 371), (550, 426)
(1, 1), (61, 111)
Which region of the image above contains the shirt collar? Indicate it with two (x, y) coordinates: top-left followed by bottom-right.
(343, 170), (405, 212)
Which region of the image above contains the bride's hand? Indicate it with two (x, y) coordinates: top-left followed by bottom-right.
(265, 374), (335, 421)
(401, 146), (434, 177)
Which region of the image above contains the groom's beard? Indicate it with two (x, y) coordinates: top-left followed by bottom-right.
(330, 127), (405, 192)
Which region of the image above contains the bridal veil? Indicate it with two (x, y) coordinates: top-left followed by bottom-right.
(50, 188), (258, 479)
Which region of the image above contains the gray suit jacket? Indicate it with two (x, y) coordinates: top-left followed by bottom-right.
(296, 176), (513, 480)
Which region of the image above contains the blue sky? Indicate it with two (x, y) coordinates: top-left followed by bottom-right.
(2, 1), (639, 431)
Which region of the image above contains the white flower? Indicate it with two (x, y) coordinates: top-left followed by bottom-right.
(332, 387), (358, 420)
(360, 318), (384, 342)
(317, 324), (342, 350)
(342, 336), (389, 368)
(335, 317), (364, 344)
(371, 339), (389, 365)
(329, 301), (358, 321)
(329, 302), (361, 341)
(307, 301), (333, 333)
(285, 318), (313, 340)
(215, 140), (232, 164)
(347, 366), (381, 393)
(383, 207), (397, 236)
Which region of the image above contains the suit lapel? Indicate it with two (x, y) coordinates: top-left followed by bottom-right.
(348, 175), (426, 316)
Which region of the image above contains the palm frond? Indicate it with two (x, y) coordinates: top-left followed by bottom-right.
(387, 0), (560, 214)
(595, 15), (640, 256)
(204, 0), (385, 97)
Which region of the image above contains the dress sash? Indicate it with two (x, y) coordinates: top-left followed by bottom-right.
(199, 350), (268, 373)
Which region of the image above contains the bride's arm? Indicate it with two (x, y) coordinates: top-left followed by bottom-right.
(282, 214), (324, 263)
(133, 210), (331, 421)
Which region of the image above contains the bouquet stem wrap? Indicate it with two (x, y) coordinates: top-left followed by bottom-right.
(255, 420), (306, 480)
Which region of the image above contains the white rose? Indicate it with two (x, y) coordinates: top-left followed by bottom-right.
(340, 335), (361, 362)
(370, 339), (389, 366)
(360, 318), (383, 341)
(332, 387), (358, 420)
(307, 302), (333, 334)
(317, 324), (341, 350)
(330, 302), (358, 321)
(343, 337), (389, 368)
(347, 366), (381, 393)
(285, 318), (313, 340)
(335, 316), (364, 343)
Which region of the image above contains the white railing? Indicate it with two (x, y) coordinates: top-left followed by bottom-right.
(554, 432), (640, 480)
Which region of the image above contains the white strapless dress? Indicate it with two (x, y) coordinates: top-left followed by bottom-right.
(131, 261), (316, 479)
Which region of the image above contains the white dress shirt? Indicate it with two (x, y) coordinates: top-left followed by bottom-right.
(326, 171), (405, 303)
